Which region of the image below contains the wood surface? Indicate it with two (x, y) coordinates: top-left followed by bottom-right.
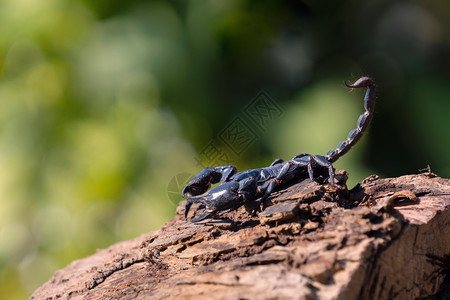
(31, 172), (450, 299)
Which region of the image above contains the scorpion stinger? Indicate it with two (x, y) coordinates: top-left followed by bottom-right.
(325, 77), (375, 163)
(260, 77), (375, 198)
(182, 77), (376, 222)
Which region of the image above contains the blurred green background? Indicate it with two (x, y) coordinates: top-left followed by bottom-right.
(0, 0), (449, 298)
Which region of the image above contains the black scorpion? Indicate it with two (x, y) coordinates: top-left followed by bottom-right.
(182, 77), (375, 222)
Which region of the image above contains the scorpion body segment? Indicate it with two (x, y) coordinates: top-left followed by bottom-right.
(183, 77), (375, 222)
(326, 77), (375, 163)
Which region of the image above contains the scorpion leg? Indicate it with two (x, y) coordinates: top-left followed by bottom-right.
(293, 153), (308, 159)
(307, 158), (315, 182)
(258, 161), (296, 206)
(217, 177), (258, 216)
(257, 153), (337, 210)
(181, 165), (237, 198)
(281, 155), (315, 184)
(270, 158), (284, 166)
(258, 179), (278, 205)
(251, 157), (286, 208)
(311, 155), (339, 187)
(291, 154), (314, 181)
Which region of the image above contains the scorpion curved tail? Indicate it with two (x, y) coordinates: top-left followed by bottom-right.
(326, 77), (376, 163)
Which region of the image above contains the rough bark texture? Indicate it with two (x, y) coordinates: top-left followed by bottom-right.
(31, 172), (450, 300)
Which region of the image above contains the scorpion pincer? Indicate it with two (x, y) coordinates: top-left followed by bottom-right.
(182, 77), (376, 222)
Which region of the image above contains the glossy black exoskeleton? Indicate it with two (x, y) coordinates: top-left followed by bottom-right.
(183, 77), (376, 222)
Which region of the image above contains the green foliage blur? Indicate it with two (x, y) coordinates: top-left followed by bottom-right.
(0, 0), (449, 298)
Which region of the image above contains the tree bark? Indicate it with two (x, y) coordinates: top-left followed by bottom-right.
(31, 172), (450, 300)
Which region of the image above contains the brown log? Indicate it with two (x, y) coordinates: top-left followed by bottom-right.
(31, 172), (450, 299)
